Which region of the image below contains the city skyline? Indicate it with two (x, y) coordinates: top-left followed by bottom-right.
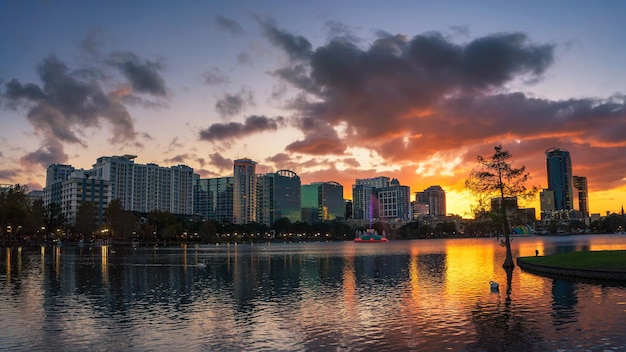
(1, 1), (625, 217)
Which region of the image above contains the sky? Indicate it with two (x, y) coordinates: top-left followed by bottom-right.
(1, 0), (625, 218)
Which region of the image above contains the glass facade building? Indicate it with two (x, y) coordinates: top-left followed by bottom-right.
(301, 182), (344, 223)
(546, 148), (573, 211)
(194, 176), (233, 222)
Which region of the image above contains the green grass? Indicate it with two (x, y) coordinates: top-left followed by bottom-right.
(521, 250), (626, 271)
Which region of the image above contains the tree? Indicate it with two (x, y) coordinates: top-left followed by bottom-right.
(105, 199), (137, 241)
(75, 201), (99, 239)
(0, 184), (30, 245)
(466, 145), (537, 268)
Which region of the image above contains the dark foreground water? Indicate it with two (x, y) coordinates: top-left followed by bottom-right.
(2, 235), (626, 351)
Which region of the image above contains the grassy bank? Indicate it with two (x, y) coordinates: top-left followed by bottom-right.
(521, 250), (626, 271)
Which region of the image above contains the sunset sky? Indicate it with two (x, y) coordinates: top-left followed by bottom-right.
(1, 0), (625, 218)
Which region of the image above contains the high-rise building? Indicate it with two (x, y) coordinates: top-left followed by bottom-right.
(194, 175), (233, 222)
(233, 158), (257, 224)
(91, 155), (194, 215)
(265, 170), (301, 224)
(416, 185), (446, 217)
(546, 148), (573, 211)
(46, 164), (75, 187)
(43, 168), (111, 226)
(301, 181), (344, 223)
(573, 176), (589, 218)
(352, 177), (389, 220)
(92, 155), (136, 210)
(376, 178), (411, 221)
(539, 189), (555, 212)
(59, 171), (111, 226)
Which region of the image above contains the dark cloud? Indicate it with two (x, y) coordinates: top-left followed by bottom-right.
(260, 19), (313, 61)
(107, 51), (167, 96)
(199, 115), (285, 141)
(264, 27), (556, 157)
(2, 55), (138, 146)
(215, 16), (243, 35)
(164, 154), (189, 164)
(0, 169), (20, 180)
(215, 89), (254, 117)
(19, 138), (68, 169)
(285, 116), (346, 155)
(208, 152), (232, 171)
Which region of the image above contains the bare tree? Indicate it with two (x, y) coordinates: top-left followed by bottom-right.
(466, 145), (537, 268)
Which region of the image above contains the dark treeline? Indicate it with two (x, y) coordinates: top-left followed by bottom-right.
(1, 184), (625, 246)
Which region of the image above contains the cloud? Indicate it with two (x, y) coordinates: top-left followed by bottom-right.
(199, 115), (285, 141)
(2, 55), (139, 146)
(259, 19), (313, 61)
(262, 27), (557, 159)
(208, 152), (232, 171)
(107, 51), (167, 96)
(19, 138), (68, 169)
(0, 169), (20, 181)
(203, 68), (229, 86)
(215, 89), (254, 117)
(164, 154), (190, 164)
(215, 15), (243, 35)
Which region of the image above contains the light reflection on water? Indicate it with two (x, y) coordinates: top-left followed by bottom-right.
(1, 235), (626, 351)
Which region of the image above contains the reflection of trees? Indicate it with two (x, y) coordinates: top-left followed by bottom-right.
(467, 268), (546, 351)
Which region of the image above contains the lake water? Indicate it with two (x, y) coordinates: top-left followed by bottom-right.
(2, 235), (626, 351)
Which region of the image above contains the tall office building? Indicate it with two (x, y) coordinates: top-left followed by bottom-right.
(573, 176), (589, 218)
(301, 181), (344, 223)
(194, 175), (233, 222)
(416, 185), (446, 217)
(352, 177), (390, 220)
(546, 148), (573, 211)
(233, 158), (257, 224)
(261, 170), (301, 225)
(376, 178), (411, 221)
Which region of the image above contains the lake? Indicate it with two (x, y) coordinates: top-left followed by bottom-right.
(2, 234), (626, 351)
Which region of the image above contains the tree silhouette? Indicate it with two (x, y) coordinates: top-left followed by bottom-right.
(466, 145), (537, 268)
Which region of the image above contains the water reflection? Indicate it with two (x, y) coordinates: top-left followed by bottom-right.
(1, 235), (626, 351)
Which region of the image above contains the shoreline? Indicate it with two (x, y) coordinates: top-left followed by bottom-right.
(517, 256), (626, 282)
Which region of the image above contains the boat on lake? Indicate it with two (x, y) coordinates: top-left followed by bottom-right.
(354, 229), (388, 243)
